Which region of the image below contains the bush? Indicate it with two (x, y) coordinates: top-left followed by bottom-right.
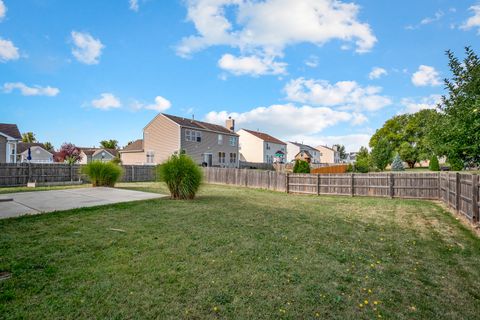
(391, 154), (405, 171)
(429, 155), (440, 171)
(346, 163), (354, 172)
(82, 161), (123, 187)
(293, 160), (310, 173)
(157, 154), (202, 200)
(354, 158), (370, 173)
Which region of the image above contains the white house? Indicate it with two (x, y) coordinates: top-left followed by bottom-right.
(17, 143), (54, 163)
(237, 129), (287, 163)
(315, 145), (340, 164)
(286, 142), (321, 164)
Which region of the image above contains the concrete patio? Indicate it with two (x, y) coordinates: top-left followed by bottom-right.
(0, 187), (165, 219)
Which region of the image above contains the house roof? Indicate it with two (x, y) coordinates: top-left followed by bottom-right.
(316, 145), (335, 152)
(162, 113), (238, 135)
(295, 150), (313, 158)
(0, 123), (21, 140)
(17, 143), (50, 154)
(120, 139), (144, 153)
(80, 148), (119, 157)
(288, 141), (317, 150)
(241, 129), (286, 145)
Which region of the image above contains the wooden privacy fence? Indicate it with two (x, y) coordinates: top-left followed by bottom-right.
(0, 163), (157, 186)
(203, 168), (480, 224)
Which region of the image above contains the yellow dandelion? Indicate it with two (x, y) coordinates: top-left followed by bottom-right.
(364, 300), (369, 305)
(359, 304), (364, 308)
(315, 312), (320, 317)
(213, 306), (219, 312)
(373, 301), (379, 305)
(368, 289), (372, 294)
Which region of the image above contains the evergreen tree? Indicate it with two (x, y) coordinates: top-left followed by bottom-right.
(429, 155), (440, 171)
(391, 154), (405, 171)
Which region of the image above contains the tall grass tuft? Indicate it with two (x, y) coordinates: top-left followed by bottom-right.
(82, 161), (123, 187)
(157, 154), (202, 200)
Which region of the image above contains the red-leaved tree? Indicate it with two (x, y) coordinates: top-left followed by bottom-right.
(54, 143), (82, 164)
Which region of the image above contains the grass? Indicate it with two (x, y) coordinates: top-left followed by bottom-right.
(1, 182), (480, 319)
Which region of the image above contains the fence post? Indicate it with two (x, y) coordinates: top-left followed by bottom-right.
(131, 165), (135, 182)
(472, 174), (479, 223)
(437, 173), (441, 200)
(317, 174), (320, 196)
(286, 173), (290, 193)
(350, 173), (355, 197)
(389, 173), (394, 199)
(69, 164), (73, 182)
(244, 168), (248, 187)
(27, 162), (32, 183)
(456, 172), (461, 213)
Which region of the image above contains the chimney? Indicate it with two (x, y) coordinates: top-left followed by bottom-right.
(225, 116), (235, 132)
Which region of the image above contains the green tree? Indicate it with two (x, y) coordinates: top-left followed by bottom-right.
(354, 146), (371, 173)
(431, 47), (480, 168)
(370, 138), (392, 170)
(100, 139), (119, 149)
(398, 142), (418, 169)
(293, 160), (310, 173)
(333, 144), (347, 161)
(43, 142), (54, 152)
(429, 155), (440, 171)
(391, 154), (405, 171)
(21, 132), (36, 143)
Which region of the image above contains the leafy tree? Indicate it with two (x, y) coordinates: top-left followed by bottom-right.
(391, 154), (405, 171)
(22, 132), (36, 143)
(354, 146), (371, 173)
(398, 141), (418, 169)
(43, 142), (54, 152)
(100, 139), (119, 149)
(55, 143), (82, 164)
(370, 138), (392, 170)
(293, 160), (310, 173)
(429, 155), (440, 171)
(431, 47), (480, 168)
(333, 144), (347, 161)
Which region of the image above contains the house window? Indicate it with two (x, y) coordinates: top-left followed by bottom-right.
(185, 130), (202, 142)
(218, 152), (226, 164)
(146, 151), (155, 164)
(266, 143), (270, 150)
(230, 153), (237, 164)
(229, 136), (236, 146)
(218, 134), (223, 145)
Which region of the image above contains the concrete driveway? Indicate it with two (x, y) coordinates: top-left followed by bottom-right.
(0, 187), (165, 219)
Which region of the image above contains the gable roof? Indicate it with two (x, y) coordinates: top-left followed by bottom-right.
(17, 143), (50, 154)
(295, 150), (313, 158)
(79, 148), (118, 157)
(241, 129), (286, 145)
(0, 123), (21, 140)
(288, 141), (317, 150)
(162, 113), (237, 135)
(120, 139), (144, 153)
(316, 145), (335, 152)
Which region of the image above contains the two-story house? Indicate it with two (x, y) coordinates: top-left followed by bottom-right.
(315, 145), (340, 164)
(286, 141), (321, 164)
(78, 148), (119, 164)
(120, 113), (239, 167)
(0, 123), (21, 163)
(237, 129), (287, 163)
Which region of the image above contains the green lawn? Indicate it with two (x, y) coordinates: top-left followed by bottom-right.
(1, 183), (480, 319)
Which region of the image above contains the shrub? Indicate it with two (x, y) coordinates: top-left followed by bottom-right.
(429, 155), (440, 171)
(293, 160), (310, 173)
(354, 158), (370, 173)
(110, 156), (122, 165)
(391, 154), (405, 171)
(157, 154), (202, 200)
(346, 163), (354, 172)
(82, 161), (123, 187)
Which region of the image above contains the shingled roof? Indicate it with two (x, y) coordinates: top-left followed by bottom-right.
(162, 113), (237, 135)
(0, 123), (21, 140)
(241, 129), (286, 145)
(120, 139), (144, 153)
(17, 143), (50, 154)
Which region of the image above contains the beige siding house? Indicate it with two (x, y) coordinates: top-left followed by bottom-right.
(0, 123), (21, 163)
(315, 145), (340, 164)
(237, 129), (287, 163)
(78, 148), (118, 164)
(286, 142), (321, 164)
(120, 113), (239, 167)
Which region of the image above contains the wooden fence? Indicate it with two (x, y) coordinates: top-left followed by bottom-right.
(203, 168), (480, 224)
(0, 163), (156, 187)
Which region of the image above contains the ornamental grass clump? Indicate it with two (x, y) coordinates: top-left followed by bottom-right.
(157, 154), (202, 200)
(82, 161), (123, 187)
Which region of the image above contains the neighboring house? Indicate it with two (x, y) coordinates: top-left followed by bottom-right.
(120, 113), (239, 167)
(237, 129), (287, 164)
(345, 152), (358, 164)
(17, 143), (54, 163)
(286, 142), (321, 164)
(315, 145), (340, 164)
(294, 150), (313, 163)
(78, 148), (119, 164)
(0, 123), (21, 164)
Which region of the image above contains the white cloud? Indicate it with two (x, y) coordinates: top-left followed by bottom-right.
(91, 93), (121, 110)
(399, 94), (442, 114)
(291, 133), (371, 152)
(0, 38), (19, 62)
(218, 53), (287, 76)
(71, 31), (104, 65)
(129, 0), (139, 12)
(131, 96), (171, 112)
(177, 0), (377, 59)
(205, 103), (354, 138)
(305, 55), (319, 68)
(411, 65), (441, 87)
(461, 5), (480, 33)
(0, 0), (6, 21)
(284, 77), (392, 111)
(420, 10), (444, 25)
(368, 67), (387, 79)
(3, 82), (59, 96)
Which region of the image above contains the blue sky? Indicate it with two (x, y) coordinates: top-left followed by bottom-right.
(1, 0), (479, 151)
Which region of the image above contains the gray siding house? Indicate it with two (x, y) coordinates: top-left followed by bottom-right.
(17, 143), (54, 163)
(79, 148), (119, 164)
(0, 123), (21, 163)
(120, 113), (239, 167)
